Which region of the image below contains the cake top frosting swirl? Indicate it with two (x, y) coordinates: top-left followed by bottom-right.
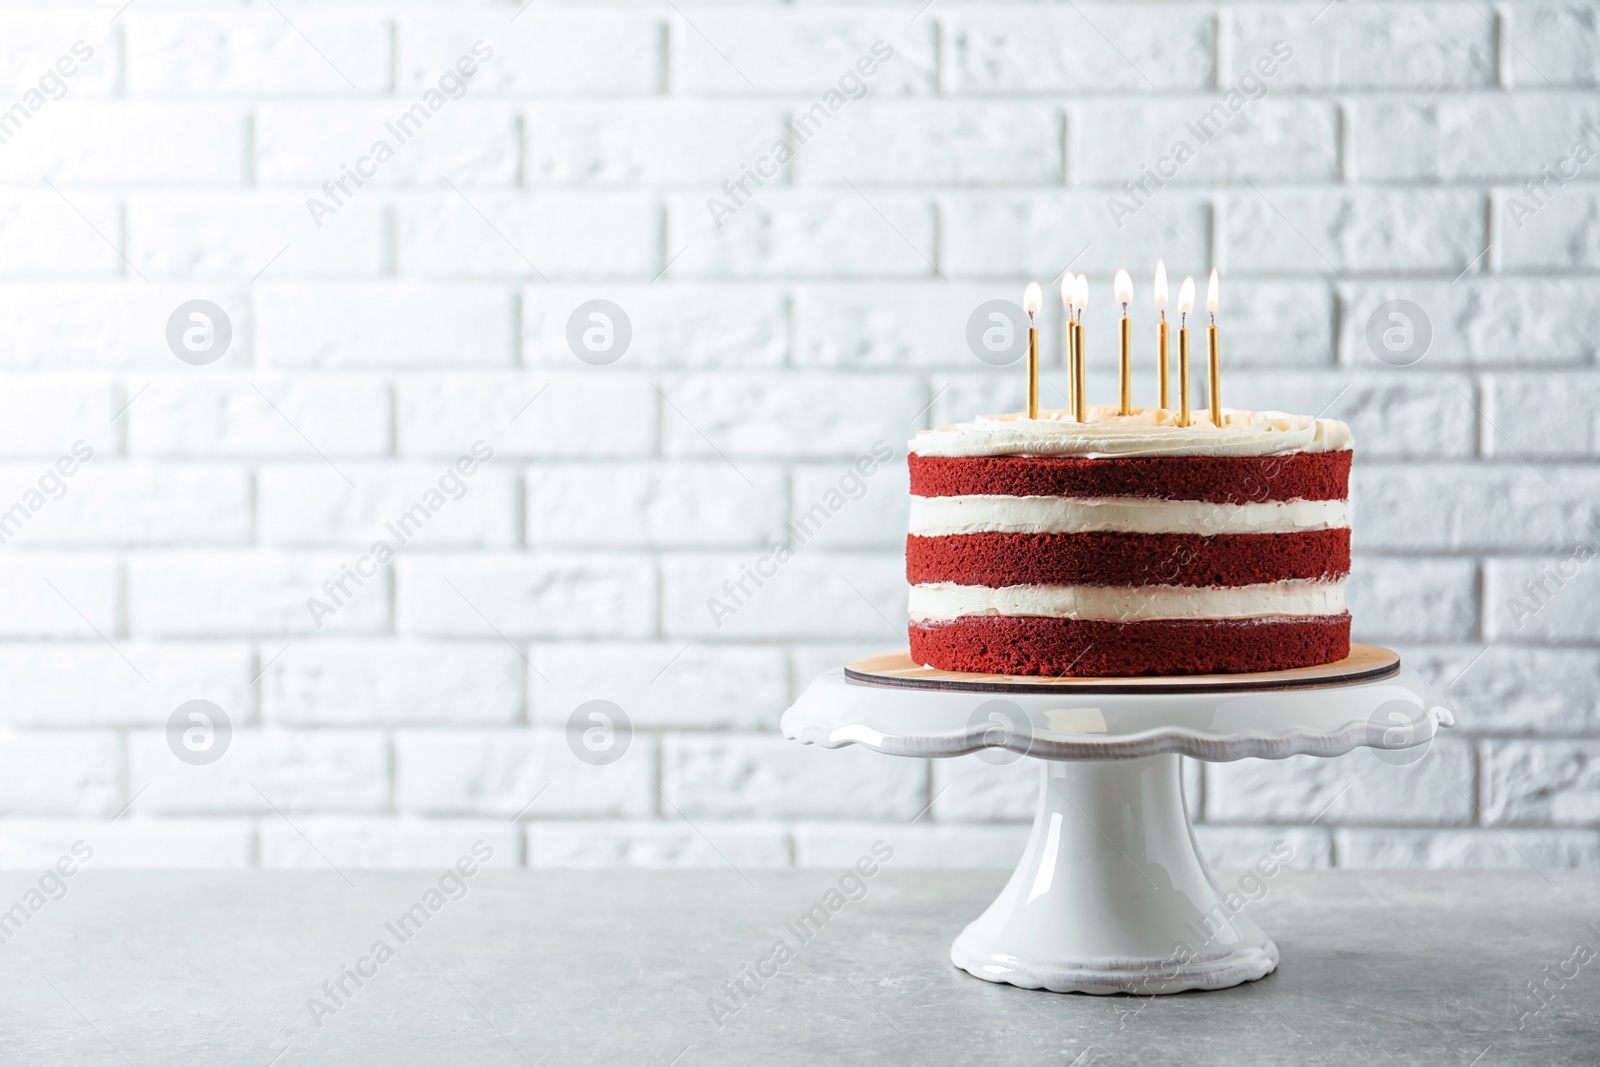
(910, 406), (1352, 459)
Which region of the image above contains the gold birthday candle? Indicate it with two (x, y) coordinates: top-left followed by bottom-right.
(1154, 260), (1170, 411)
(1073, 274), (1087, 423)
(1177, 275), (1195, 428)
(1023, 282), (1042, 419)
(1206, 268), (1222, 427)
(1060, 273), (1075, 417)
(1114, 269), (1133, 416)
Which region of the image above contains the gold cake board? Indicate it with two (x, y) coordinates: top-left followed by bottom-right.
(844, 643), (1400, 695)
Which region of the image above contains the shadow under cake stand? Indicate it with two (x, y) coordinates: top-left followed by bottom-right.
(781, 644), (1456, 995)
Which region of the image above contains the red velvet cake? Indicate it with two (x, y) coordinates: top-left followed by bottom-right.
(906, 407), (1353, 677)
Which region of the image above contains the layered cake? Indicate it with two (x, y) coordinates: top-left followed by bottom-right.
(906, 407), (1353, 677)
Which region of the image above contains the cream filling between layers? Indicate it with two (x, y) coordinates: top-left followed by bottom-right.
(908, 578), (1347, 623)
(908, 495), (1349, 537)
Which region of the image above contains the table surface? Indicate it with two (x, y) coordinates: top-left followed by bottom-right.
(0, 869), (1595, 1065)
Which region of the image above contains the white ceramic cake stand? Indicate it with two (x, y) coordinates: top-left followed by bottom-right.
(781, 645), (1455, 995)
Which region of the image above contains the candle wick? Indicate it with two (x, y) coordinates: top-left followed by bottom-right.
(1160, 310), (1166, 323)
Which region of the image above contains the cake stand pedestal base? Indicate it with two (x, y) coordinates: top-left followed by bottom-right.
(783, 645), (1455, 996)
(951, 754), (1276, 995)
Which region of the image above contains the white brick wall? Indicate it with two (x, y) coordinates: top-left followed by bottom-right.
(0, 0), (1596, 872)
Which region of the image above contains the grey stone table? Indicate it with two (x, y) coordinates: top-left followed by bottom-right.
(0, 870), (1595, 1065)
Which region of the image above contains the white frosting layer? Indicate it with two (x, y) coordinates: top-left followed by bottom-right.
(909, 578), (1347, 623)
(909, 495), (1349, 537)
(910, 406), (1352, 459)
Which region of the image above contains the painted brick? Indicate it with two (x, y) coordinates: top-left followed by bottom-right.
(529, 642), (789, 732)
(668, 193), (937, 279)
(1347, 557), (1479, 643)
(398, 193), (659, 279)
(0, 376), (118, 457)
(129, 729), (390, 815)
(1225, 372), (1478, 459)
(0, 463), (250, 548)
(525, 103), (786, 185)
(1485, 556), (1600, 642)
(793, 283), (1020, 369)
(1482, 741), (1600, 826)
(1507, 4), (1600, 86)
(527, 463), (787, 548)
(1485, 374), (1600, 458)
(523, 284), (788, 368)
(1340, 279), (1600, 368)
(396, 553), (657, 639)
(792, 823), (1030, 868)
(0, 820), (254, 870)
(661, 551), (904, 642)
(788, 455), (909, 551)
(0, 642), (253, 728)
(0, 192), (122, 277)
(0, 733), (122, 817)
(1354, 465), (1600, 552)
(1336, 828), (1600, 869)
(1206, 738), (1475, 826)
(1351, 95), (1600, 181)
(125, 13), (392, 94)
(126, 377), (390, 459)
(127, 193), (387, 279)
(255, 103), (519, 187)
(671, 12), (934, 95)
(0, 285), (251, 369)
(398, 13), (663, 96)
(943, 192), (1210, 277)
(1080, 99), (1338, 185)
(1227, 5), (1495, 89)
(1220, 189), (1486, 274)
(659, 374), (925, 459)
(0, 103), (246, 185)
(662, 735), (926, 819)
(262, 641), (524, 726)
(944, 8), (1214, 92)
(528, 822), (792, 869)
(797, 103), (1063, 185)
(790, 644), (882, 700)
(396, 374), (658, 460)
(259, 463), (519, 548)
(256, 283), (516, 368)
(1497, 187), (1600, 270)
(394, 730), (656, 817)
(931, 754), (1037, 822)
(1401, 645), (1600, 736)
(127, 552), (390, 637)
(0, 17), (117, 100)
(260, 819), (520, 870)
(0, 554), (119, 639)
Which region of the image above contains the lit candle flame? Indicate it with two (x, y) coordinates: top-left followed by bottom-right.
(1206, 268), (1219, 316)
(1178, 275), (1195, 318)
(1153, 260), (1169, 311)
(1023, 282), (1043, 320)
(1076, 274), (1088, 313)
(1113, 269), (1133, 309)
(1059, 272), (1074, 311)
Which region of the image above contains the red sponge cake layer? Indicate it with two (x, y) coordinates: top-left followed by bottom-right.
(909, 614), (1353, 677)
(909, 450), (1350, 503)
(907, 529), (1350, 589)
